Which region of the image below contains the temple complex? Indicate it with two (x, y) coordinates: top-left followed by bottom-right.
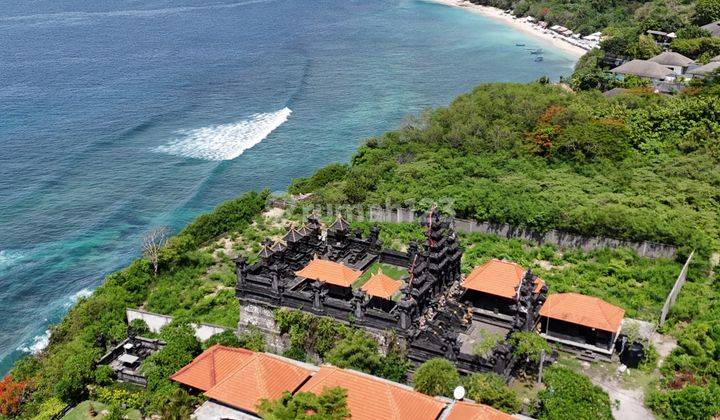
(235, 211), (626, 377)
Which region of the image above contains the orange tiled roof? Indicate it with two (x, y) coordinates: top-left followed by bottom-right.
(446, 400), (514, 420)
(295, 258), (362, 288)
(462, 259), (543, 299)
(204, 353), (312, 414)
(170, 345), (254, 391)
(361, 270), (403, 300)
(540, 292), (625, 332)
(299, 366), (445, 420)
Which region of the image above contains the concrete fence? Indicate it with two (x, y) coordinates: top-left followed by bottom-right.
(366, 207), (677, 259)
(660, 251), (694, 326)
(126, 308), (228, 342)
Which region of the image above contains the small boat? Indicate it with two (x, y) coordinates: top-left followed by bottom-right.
(534, 56), (544, 62)
(529, 48), (544, 54)
(515, 42), (526, 46)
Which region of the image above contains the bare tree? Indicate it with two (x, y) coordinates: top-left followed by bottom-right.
(142, 227), (168, 276)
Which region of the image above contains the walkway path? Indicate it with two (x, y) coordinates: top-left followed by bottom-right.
(590, 375), (654, 420)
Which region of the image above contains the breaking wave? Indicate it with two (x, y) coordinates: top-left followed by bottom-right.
(156, 107), (292, 161)
(65, 288), (93, 307)
(0, 250), (24, 272)
(17, 330), (50, 355)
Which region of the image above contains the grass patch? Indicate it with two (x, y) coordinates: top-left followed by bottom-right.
(62, 401), (141, 420)
(353, 262), (408, 290)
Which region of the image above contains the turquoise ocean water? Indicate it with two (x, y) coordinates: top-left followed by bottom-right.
(0, 0), (575, 372)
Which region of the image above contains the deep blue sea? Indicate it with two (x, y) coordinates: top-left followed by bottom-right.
(0, 0), (575, 372)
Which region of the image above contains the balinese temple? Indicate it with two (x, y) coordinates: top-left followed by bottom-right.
(294, 256), (363, 299)
(460, 259), (544, 321)
(360, 269), (403, 311)
(539, 292), (625, 354)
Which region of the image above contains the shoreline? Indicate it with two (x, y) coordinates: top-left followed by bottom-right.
(430, 0), (587, 59)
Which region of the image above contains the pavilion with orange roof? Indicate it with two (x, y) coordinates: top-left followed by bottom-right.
(539, 292), (625, 353)
(460, 259), (545, 319)
(295, 256), (363, 299)
(360, 269), (403, 310)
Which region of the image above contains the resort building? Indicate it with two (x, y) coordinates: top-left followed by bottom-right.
(97, 336), (165, 387)
(171, 345), (316, 419)
(460, 259), (544, 323)
(610, 59), (675, 81)
(687, 61), (720, 78)
(648, 51), (695, 75)
(701, 20), (720, 37)
(646, 29), (676, 45)
(172, 345), (513, 420)
(539, 293), (625, 355)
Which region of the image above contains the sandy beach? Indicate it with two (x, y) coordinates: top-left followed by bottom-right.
(431, 0), (588, 58)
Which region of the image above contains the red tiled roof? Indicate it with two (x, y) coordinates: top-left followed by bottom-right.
(295, 258), (362, 288)
(540, 292), (625, 332)
(462, 259), (543, 299)
(204, 353), (312, 414)
(170, 345), (254, 391)
(446, 400), (514, 420)
(299, 366), (445, 420)
(361, 270), (402, 300)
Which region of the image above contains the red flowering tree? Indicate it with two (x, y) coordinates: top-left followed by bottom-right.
(0, 375), (28, 416)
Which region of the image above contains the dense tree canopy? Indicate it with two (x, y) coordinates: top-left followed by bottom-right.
(292, 84), (720, 253)
(256, 387), (350, 420)
(412, 358), (461, 397)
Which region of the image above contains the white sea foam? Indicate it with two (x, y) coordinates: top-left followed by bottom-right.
(0, 250), (23, 271)
(17, 330), (51, 355)
(156, 107), (292, 161)
(65, 288), (93, 307)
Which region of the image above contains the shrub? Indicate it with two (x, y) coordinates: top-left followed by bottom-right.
(534, 367), (612, 420)
(464, 373), (521, 413)
(203, 328), (266, 352)
(0, 376), (28, 416)
(256, 387), (350, 420)
(412, 358), (460, 397)
(31, 397), (66, 420)
(646, 384), (720, 419)
(324, 330), (383, 374)
(696, 0), (720, 25)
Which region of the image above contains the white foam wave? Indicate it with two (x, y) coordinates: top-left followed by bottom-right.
(65, 288), (93, 307)
(17, 330), (51, 355)
(156, 107), (292, 161)
(0, 250), (24, 271)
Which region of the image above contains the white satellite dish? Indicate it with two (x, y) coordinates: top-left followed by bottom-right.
(453, 385), (466, 400)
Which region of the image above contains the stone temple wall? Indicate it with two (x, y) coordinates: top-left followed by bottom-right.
(238, 303), (286, 353)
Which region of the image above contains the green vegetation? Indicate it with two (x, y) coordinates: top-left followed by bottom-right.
(533, 366), (613, 420)
(291, 84), (720, 253)
(60, 401), (141, 420)
(509, 331), (552, 363)
(274, 309), (411, 383)
(4, 192), (267, 418)
(352, 262), (407, 290)
(464, 373), (522, 414)
(412, 358), (461, 397)
(256, 387), (350, 420)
